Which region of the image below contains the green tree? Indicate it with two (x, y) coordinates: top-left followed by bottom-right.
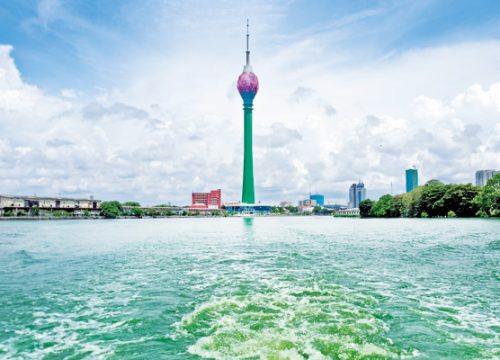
(3, 210), (14, 217)
(442, 184), (479, 217)
(161, 209), (174, 216)
(419, 182), (447, 217)
(122, 201), (141, 207)
(359, 199), (374, 218)
(370, 194), (397, 217)
(146, 208), (159, 217)
(100, 201), (123, 218)
(415, 183), (479, 218)
(271, 206), (283, 214)
(474, 173), (500, 217)
(53, 210), (68, 217)
(285, 206), (298, 213)
(312, 205), (323, 215)
(321, 207), (332, 215)
(425, 179), (444, 186)
(403, 187), (424, 217)
(131, 207), (144, 217)
(392, 195), (405, 217)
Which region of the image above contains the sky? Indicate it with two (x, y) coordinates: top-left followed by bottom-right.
(0, 0), (499, 205)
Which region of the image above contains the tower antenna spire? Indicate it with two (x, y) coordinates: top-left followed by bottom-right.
(246, 19), (250, 66)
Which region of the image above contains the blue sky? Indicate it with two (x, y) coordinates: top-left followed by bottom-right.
(0, 0), (499, 204)
(2, 0), (500, 92)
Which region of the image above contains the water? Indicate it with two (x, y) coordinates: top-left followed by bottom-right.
(0, 217), (498, 359)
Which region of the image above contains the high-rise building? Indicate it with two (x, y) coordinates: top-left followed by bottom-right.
(406, 168), (419, 192)
(237, 20), (259, 204)
(191, 189), (222, 209)
(310, 194), (324, 206)
(348, 182), (366, 208)
(475, 170), (499, 187)
(348, 183), (356, 208)
(356, 182), (366, 207)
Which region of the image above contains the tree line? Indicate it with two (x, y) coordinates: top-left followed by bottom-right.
(100, 201), (226, 218)
(100, 201), (177, 218)
(359, 174), (500, 218)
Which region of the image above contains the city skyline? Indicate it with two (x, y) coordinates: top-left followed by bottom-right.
(1, 1), (499, 205)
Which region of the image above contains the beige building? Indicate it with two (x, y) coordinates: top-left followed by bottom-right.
(298, 198), (317, 213)
(0, 195), (101, 216)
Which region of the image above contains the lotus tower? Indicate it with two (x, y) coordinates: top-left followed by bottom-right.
(237, 20), (259, 204)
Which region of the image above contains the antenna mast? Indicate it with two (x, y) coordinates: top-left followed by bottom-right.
(246, 19), (250, 66)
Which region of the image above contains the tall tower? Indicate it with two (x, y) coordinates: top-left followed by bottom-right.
(237, 19), (259, 204)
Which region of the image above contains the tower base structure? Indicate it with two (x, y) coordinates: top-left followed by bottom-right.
(224, 202), (272, 215)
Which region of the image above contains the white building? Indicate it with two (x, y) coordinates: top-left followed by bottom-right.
(475, 170), (499, 187)
(335, 208), (360, 216)
(0, 195), (101, 216)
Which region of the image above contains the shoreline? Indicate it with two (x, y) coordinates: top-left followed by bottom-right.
(0, 215), (493, 221)
(0, 214), (306, 221)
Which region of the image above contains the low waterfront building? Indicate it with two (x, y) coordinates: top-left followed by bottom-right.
(335, 208), (360, 216)
(324, 204), (344, 210)
(475, 169), (498, 187)
(224, 202), (272, 215)
(0, 195), (101, 216)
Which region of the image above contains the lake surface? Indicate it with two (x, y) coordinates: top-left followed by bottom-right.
(0, 217), (498, 359)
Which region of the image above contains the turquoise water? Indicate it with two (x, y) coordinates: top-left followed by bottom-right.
(0, 218), (498, 359)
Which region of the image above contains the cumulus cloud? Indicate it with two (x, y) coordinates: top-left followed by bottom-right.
(0, 46), (238, 204)
(1, 37), (499, 205)
(81, 102), (149, 121)
(288, 87), (315, 103)
(255, 122), (302, 148)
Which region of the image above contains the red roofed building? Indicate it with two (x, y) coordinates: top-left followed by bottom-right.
(191, 189), (222, 209)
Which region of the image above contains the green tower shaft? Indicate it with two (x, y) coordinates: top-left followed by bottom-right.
(242, 104), (255, 203)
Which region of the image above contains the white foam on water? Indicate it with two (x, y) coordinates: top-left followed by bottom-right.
(2, 289), (145, 359)
(175, 280), (404, 359)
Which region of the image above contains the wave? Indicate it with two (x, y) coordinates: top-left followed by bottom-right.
(10, 249), (45, 265)
(173, 281), (410, 359)
(486, 240), (500, 250)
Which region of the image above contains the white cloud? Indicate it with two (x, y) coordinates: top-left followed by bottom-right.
(0, 37), (499, 205)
